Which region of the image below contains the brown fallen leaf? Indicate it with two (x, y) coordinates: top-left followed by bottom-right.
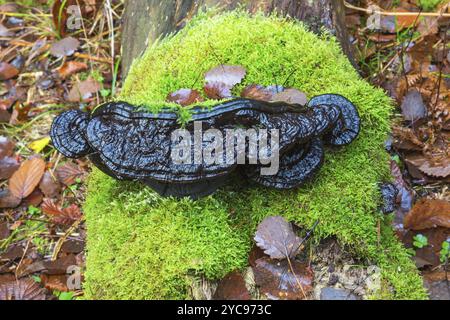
(404, 198), (450, 231)
(0, 189), (21, 209)
(56, 60), (88, 79)
(272, 88), (308, 105)
(254, 216), (303, 260)
(405, 155), (450, 179)
(0, 157), (19, 180)
(0, 278), (46, 300)
(51, 0), (78, 37)
(166, 89), (203, 106)
(213, 271), (251, 300)
(41, 199), (83, 225)
(0, 221), (9, 241)
(40, 275), (69, 292)
(0, 136), (15, 159)
(67, 78), (101, 102)
(0, 62), (19, 81)
(253, 257), (314, 300)
(55, 162), (84, 186)
(50, 36), (80, 58)
(23, 188), (43, 207)
(22, 254), (77, 276)
(204, 65), (246, 100)
(204, 81), (233, 100)
(241, 84), (273, 101)
(39, 171), (61, 198)
(9, 157), (45, 199)
(0, 23), (13, 37)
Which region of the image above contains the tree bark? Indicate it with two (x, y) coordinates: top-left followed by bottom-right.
(121, 0), (357, 76)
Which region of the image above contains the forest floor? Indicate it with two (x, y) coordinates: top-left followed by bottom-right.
(0, 0), (449, 300)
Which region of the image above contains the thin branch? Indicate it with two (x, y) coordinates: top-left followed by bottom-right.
(343, 1), (450, 18)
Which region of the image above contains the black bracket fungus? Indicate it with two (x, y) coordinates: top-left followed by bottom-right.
(50, 94), (361, 199)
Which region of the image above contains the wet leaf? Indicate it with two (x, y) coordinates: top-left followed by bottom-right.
(0, 189), (21, 209)
(50, 37), (80, 58)
(0, 221), (9, 241)
(41, 199), (83, 225)
(0, 136), (15, 159)
(9, 157), (46, 199)
(23, 188), (43, 207)
(28, 137), (51, 154)
(166, 89), (203, 106)
(39, 171), (61, 198)
(0, 157), (19, 180)
(204, 81), (233, 100)
(0, 62), (19, 81)
(213, 271), (251, 300)
(241, 84), (273, 101)
(0, 278), (46, 300)
(404, 199), (450, 230)
(272, 88), (308, 105)
(22, 254), (77, 276)
(56, 60), (88, 79)
(401, 89), (427, 122)
(40, 275), (69, 292)
(254, 216), (302, 260)
(67, 79), (101, 102)
(205, 65), (246, 89)
(405, 155), (450, 179)
(55, 162), (84, 186)
(253, 257), (313, 300)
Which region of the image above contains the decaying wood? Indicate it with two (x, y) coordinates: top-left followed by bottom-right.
(122, 0), (358, 76)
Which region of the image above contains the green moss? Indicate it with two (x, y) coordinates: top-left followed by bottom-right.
(83, 11), (427, 300)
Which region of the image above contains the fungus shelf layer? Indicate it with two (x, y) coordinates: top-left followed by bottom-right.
(51, 95), (360, 199)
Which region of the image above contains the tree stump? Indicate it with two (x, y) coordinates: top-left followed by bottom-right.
(121, 0), (357, 76)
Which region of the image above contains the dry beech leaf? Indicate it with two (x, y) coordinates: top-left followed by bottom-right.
(0, 189), (21, 209)
(405, 155), (450, 179)
(254, 216), (302, 260)
(404, 199), (450, 231)
(166, 89), (203, 106)
(50, 37), (80, 58)
(213, 271), (251, 300)
(241, 84), (273, 101)
(272, 88), (308, 105)
(55, 162), (83, 186)
(253, 257), (314, 300)
(0, 157), (20, 180)
(41, 199), (83, 225)
(39, 171), (61, 198)
(401, 89), (427, 122)
(204, 81), (233, 100)
(0, 278), (46, 300)
(57, 60), (88, 79)
(0, 62), (19, 81)
(9, 157), (46, 199)
(67, 79), (101, 102)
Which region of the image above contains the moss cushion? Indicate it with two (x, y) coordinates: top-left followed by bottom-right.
(83, 11), (427, 300)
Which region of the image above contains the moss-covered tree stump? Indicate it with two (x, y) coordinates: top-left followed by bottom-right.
(83, 12), (427, 300)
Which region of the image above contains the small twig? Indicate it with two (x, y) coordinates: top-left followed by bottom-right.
(51, 219), (83, 261)
(343, 1), (450, 17)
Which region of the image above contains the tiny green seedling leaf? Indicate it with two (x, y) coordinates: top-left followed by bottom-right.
(413, 234), (428, 249)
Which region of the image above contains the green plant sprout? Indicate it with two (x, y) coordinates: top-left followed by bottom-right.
(413, 234), (428, 249)
(440, 240), (450, 264)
